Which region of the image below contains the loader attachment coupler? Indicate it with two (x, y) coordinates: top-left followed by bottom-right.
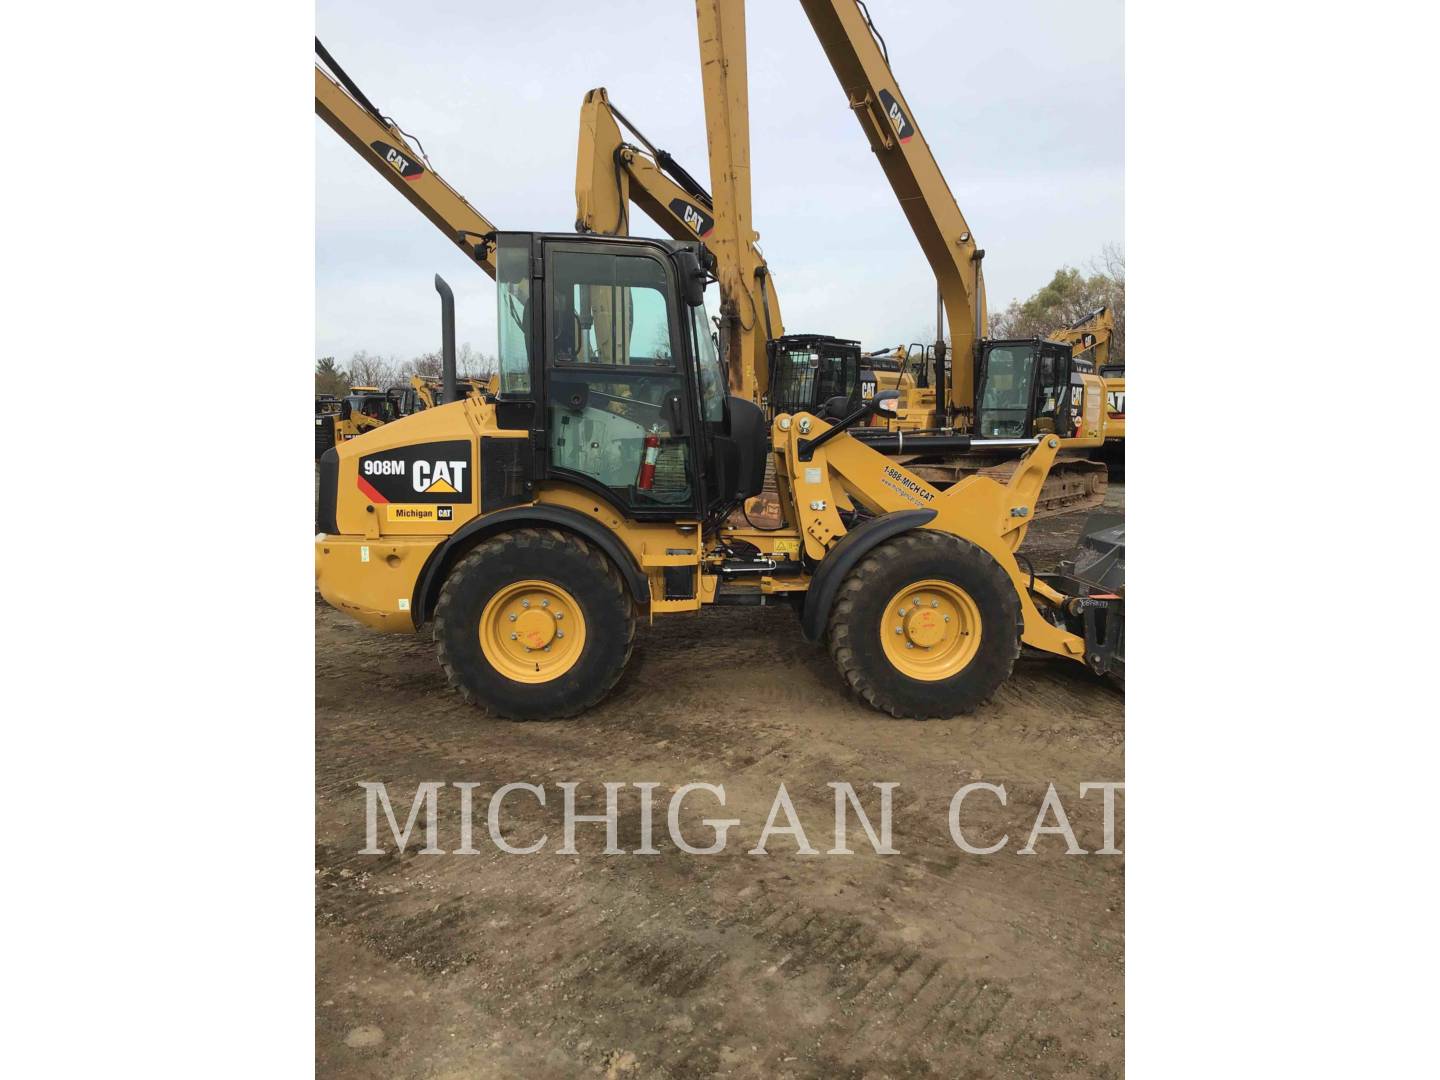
(1056, 513), (1125, 680)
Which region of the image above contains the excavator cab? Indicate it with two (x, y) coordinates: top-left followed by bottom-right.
(974, 339), (1076, 439)
(769, 334), (864, 419)
(490, 231), (766, 519)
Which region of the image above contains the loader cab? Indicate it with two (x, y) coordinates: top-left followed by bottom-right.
(974, 338), (1075, 439)
(385, 385), (418, 417)
(489, 231), (766, 521)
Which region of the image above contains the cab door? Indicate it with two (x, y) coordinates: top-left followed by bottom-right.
(540, 240), (701, 519)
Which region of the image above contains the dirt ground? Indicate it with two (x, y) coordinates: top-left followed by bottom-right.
(316, 486), (1124, 1078)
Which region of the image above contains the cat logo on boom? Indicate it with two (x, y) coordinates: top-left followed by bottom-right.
(668, 197), (715, 238)
(876, 90), (914, 143)
(369, 139), (424, 181)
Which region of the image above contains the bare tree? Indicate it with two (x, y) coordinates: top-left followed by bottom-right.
(1086, 243), (1125, 363)
(457, 342), (495, 381)
(988, 245), (1125, 364)
(347, 350), (398, 389)
(397, 352), (444, 381)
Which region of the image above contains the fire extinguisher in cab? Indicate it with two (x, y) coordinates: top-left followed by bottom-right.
(637, 427), (661, 490)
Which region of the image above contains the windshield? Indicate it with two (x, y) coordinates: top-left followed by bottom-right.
(977, 344), (1037, 437)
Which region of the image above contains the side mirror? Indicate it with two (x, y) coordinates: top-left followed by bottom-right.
(674, 249), (707, 308)
(872, 390), (900, 415)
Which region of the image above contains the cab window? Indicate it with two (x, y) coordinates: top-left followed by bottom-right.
(495, 239), (533, 397)
(977, 345), (1033, 437)
(690, 303), (724, 423)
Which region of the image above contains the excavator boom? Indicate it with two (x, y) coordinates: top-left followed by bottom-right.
(314, 39), (498, 278)
(796, 0), (986, 420)
(576, 89), (716, 244)
(1053, 306), (1114, 369)
(694, 1), (778, 403)
(577, 82), (784, 401)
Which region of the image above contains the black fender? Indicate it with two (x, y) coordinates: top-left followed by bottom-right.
(413, 504), (651, 625)
(799, 509), (937, 642)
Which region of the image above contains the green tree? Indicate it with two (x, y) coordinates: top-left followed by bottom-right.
(991, 245), (1125, 364)
(315, 356), (348, 398)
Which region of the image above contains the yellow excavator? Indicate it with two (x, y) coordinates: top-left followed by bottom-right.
(1053, 306), (1114, 370)
(794, 0), (1110, 510)
(1052, 306), (1124, 474)
(313, 16), (1123, 721)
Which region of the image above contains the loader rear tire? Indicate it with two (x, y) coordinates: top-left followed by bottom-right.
(826, 531), (1021, 719)
(433, 528), (636, 720)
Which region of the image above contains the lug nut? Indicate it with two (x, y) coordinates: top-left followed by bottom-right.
(544, 645), (551, 652)
(906, 642), (915, 649)
(509, 613), (517, 621)
(522, 600), (530, 609)
(510, 632), (518, 640)
(943, 615), (951, 623)
(895, 626), (904, 634)
(541, 599), (549, 608)
(898, 607), (908, 616)
(555, 612), (564, 620)
(556, 631), (564, 639)
(931, 600), (939, 608)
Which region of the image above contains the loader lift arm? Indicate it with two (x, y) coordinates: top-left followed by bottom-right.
(315, 39), (499, 278)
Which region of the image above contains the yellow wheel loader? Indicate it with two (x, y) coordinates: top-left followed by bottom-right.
(315, 232), (1123, 720)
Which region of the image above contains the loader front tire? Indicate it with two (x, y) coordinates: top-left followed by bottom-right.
(433, 528), (636, 720)
(826, 531), (1021, 719)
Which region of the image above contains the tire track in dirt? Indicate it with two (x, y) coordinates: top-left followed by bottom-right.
(316, 504), (1123, 1077)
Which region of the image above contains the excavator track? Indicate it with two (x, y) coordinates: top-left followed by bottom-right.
(906, 454), (1108, 518)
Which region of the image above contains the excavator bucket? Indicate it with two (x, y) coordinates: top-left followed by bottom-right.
(1056, 512), (1125, 681)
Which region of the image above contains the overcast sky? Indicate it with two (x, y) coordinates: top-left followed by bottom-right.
(316, 0), (1122, 366)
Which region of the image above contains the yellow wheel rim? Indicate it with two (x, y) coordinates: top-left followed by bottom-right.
(879, 578), (982, 681)
(479, 579), (586, 684)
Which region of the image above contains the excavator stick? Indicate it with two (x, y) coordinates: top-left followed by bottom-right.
(315, 40), (498, 276)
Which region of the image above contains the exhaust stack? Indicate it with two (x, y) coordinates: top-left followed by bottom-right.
(434, 274), (457, 404)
